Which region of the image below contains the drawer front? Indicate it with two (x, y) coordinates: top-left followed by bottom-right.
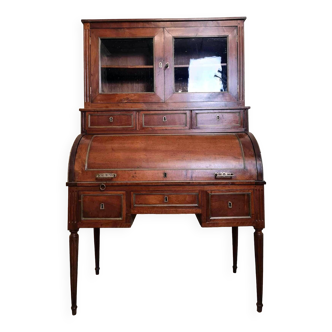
(209, 192), (251, 219)
(133, 192), (199, 207)
(139, 111), (190, 130)
(87, 112), (136, 130)
(192, 111), (242, 129)
(81, 193), (124, 220)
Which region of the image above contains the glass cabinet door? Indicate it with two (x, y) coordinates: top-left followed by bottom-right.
(164, 27), (238, 103)
(90, 28), (164, 103)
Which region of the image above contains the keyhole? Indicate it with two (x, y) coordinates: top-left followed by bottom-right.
(228, 201), (232, 209)
(100, 203), (105, 210)
(163, 116), (167, 122)
(164, 196), (168, 203)
(163, 172), (167, 178)
(109, 116), (113, 123)
(217, 115), (220, 120)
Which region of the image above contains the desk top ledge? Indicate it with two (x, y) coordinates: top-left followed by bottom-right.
(81, 17), (247, 23)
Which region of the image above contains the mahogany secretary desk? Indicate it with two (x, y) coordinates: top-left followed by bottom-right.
(67, 17), (265, 315)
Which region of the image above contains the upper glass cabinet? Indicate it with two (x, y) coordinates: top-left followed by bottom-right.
(164, 27), (238, 103)
(89, 26), (239, 104)
(90, 28), (164, 103)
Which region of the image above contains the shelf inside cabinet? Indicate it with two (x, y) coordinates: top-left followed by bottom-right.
(101, 65), (154, 69)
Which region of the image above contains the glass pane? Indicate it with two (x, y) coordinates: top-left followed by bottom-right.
(174, 37), (227, 93)
(100, 38), (154, 93)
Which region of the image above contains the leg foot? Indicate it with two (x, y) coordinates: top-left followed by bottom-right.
(71, 305), (77, 315)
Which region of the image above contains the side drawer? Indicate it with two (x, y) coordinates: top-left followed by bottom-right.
(138, 111), (190, 130)
(192, 110), (243, 130)
(209, 192), (252, 220)
(80, 193), (125, 220)
(87, 112), (136, 131)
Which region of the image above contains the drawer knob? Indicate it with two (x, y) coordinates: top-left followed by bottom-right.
(99, 184), (106, 191)
(164, 196), (168, 203)
(163, 116), (167, 122)
(100, 203), (105, 210)
(228, 201), (232, 209)
(109, 116), (113, 123)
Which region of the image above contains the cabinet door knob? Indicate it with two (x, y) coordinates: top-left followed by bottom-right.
(165, 62), (169, 69)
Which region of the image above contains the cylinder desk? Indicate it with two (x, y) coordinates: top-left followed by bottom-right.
(67, 17), (265, 315)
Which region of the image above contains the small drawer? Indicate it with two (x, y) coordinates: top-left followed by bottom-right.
(192, 110), (242, 129)
(87, 112), (136, 130)
(133, 192), (199, 207)
(209, 192), (251, 220)
(81, 193), (124, 220)
(139, 111), (190, 130)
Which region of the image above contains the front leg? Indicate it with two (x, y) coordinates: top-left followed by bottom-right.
(70, 230), (79, 315)
(232, 227), (238, 273)
(254, 227), (263, 312)
(94, 228), (100, 275)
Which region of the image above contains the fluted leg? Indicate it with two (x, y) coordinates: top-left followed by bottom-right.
(254, 228), (264, 312)
(232, 227), (238, 273)
(70, 230), (79, 315)
(94, 228), (100, 275)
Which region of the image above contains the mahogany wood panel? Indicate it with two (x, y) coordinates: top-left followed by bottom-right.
(72, 134), (257, 182)
(138, 111), (190, 130)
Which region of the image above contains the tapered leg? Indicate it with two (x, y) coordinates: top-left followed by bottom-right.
(232, 227), (238, 273)
(70, 230), (79, 315)
(254, 228), (264, 312)
(94, 228), (100, 275)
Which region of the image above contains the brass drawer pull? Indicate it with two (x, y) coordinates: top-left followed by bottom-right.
(109, 116), (113, 123)
(164, 196), (168, 203)
(215, 172), (234, 179)
(96, 173), (117, 179)
(228, 201), (232, 209)
(163, 116), (167, 122)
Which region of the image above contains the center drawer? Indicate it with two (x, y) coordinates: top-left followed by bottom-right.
(131, 192), (201, 214)
(138, 111), (190, 130)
